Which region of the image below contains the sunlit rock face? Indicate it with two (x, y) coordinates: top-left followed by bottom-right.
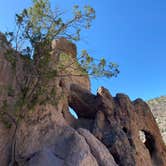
(0, 34), (166, 166)
(147, 96), (166, 144)
(51, 38), (90, 91)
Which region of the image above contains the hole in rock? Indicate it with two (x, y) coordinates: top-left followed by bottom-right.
(122, 127), (128, 133)
(144, 132), (156, 157)
(69, 107), (78, 119)
(68, 106), (93, 131)
(139, 130), (156, 157)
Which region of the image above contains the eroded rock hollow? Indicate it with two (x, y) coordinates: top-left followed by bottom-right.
(0, 33), (166, 166)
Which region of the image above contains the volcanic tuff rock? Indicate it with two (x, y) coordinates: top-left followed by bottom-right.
(0, 32), (166, 166)
(147, 96), (166, 144)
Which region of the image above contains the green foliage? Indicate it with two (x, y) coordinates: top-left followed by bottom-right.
(5, 0), (119, 79)
(80, 50), (119, 77)
(12, 0), (95, 53)
(2, 0), (120, 118)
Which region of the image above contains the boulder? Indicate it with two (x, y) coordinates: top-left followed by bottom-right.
(78, 128), (117, 166)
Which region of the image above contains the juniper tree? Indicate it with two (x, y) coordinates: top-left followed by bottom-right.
(1, 0), (121, 119)
(5, 0), (119, 78)
(1, 2), (120, 164)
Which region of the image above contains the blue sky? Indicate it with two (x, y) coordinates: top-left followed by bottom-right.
(0, 0), (166, 101)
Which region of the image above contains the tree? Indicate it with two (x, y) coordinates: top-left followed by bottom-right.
(2, 0), (120, 119)
(1, 2), (119, 164)
(5, 0), (119, 78)
(2, 0), (120, 116)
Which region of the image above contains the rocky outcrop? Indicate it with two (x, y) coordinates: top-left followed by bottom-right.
(94, 89), (166, 166)
(147, 96), (166, 144)
(0, 33), (166, 166)
(69, 85), (166, 166)
(78, 128), (117, 166)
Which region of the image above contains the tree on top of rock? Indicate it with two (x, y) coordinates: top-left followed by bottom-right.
(5, 0), (119, 78)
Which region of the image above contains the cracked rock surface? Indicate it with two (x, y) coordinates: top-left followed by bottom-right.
(0, 35), (166, 166)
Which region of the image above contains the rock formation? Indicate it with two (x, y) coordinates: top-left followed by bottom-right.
(147, 96), (166, 144)
(0, 32), (166, 166)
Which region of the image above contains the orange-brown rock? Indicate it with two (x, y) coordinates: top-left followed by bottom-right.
(0, 34), (165, 166)
(68, 83), (166, 166)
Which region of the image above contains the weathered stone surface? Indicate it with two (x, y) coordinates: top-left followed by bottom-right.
(0, 35), (166, 166)
(0, 122), (11, 166)
(52, 38), (77, 58)
(27, 149), (64, 166)
(133, 99), (166, 166)
(15, 104), (100, 166)
(78, 128), (117, 166)
(26, 130), (99, 166)
(69, 84), (98, 118)
(92, 87), (166, 166)
(26, 128), (117, 166)
(52, 38), (90, 91)
(64, 130), (98, 166)
(147, 96), (166, 144)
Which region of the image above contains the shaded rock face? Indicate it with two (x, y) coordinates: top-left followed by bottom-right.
(69, 85), (166, 166)
(94, 89), (166, 166)
(0, 34), (165, 166)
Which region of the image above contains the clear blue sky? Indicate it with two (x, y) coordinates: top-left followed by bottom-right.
(0, 0), (166, 101)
